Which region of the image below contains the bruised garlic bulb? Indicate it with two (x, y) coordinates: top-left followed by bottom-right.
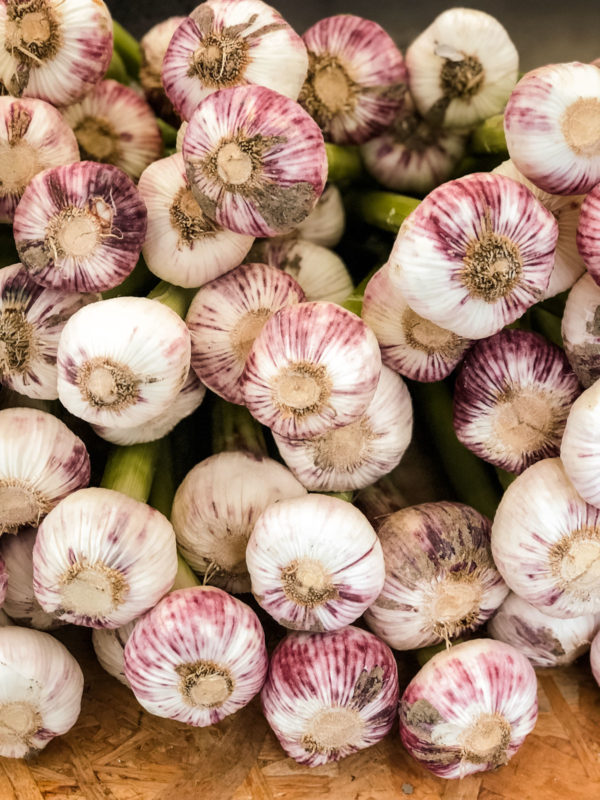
(273, 366), (412, 492)
(399, 639), (538, 779)
(14, 162), (147, 293)
(0, 407), (89, 535)
(576, 183), (600, 284)
(294, 184), (345, 247)
(561, 380), (600, 508)
(562, 272), (600, 387)
(124, 586), (268, 725)
(182, 84), (327, 238)
(262, 626), (398, 766)
(388, 173), (558, 339)
(0, 626), (84, 758)
(57, 296), (190, 430)
(492, 458), (600, 618)
(592, 631), (600, 686)
(186, 262), (305, 405)
(92, 619), (137, 687)
(140, 17), (185, 125)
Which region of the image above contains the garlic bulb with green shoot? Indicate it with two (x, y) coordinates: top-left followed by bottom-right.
(453, 330), (580, 475)
(272, 366), (413, 493)
(0, 96), (80, 223)
(562, 272), (600, 387)
(182, 84), (327, 238)
(186, 262), (305, 405)
(0, 406), (89, 535)
(162, 0), (308, 122)
(293, 184), (345, 248)
(124, 586), (268, 726)
(242, 301), (381, 439)
(488, 592), (597, 668)
(0, 263), (97, 400)
(261, 625), (398, 766)
(505, 62), (600, 195)
(61, 80), (163, 181)
(576, 183), (600, 285)
(171, 450), (306, 593)
(388, 172), (559, 339)
(139, 17), (185, 126)
(592, 630), (600, 686)
(57, 295), (191, 430)
(247, 494), (385, 631)
(364, 502), (508, 651)
(0, 0), (113, 106)
(492, 458), (600, 618)
(0, 626), (84, 758)
(139, 153), (254, 289)
(399, 639), (537, 779)
(405, 8), (518, 129)
(561, 380), (600, 508)
(362, 265), (472, 382)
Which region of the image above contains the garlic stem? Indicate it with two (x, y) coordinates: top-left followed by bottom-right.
(469, 114), (507, 155)
(100, 442), (160, 504)
(156, 118), (177, 149)
(349, 191), (421, 234)
(211, 397), (267, 458)
(105, 49), (128, 85)
(148, 439), (175, 518)
(531, 307), (563, 348)
(325, 143), (363, 183)
(147, 280), (195, 318)
(100, 258), (154, 301)
(112, 20), (141, 79)
(339, 266), (380, 316)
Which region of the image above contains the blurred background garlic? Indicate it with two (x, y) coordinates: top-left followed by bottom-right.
(562, 272), (600, 387)
(293, 184), (345, 247)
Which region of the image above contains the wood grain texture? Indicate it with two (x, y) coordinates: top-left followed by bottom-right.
(0, 628), (599, 800)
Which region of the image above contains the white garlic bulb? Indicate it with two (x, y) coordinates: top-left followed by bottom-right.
(561, 380), (600, 508)
(591, 630), (600, 686)
(293, 184), (345, 247)
(562, 272), (600, 387)
(92, 620), (137, 687)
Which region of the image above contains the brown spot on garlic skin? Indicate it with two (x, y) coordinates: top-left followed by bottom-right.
(404, 698), (444, 727)
(461, 210), (523, 302)
(349, 666), (384, 710)
(176, 659), (234, 708)
(566, 343), (600, 388)
(254, 182), (317, 232)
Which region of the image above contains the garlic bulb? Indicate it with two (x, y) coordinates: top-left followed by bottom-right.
(0, 626), (84, 758)
(0, 553), (6, 606)
(14, 161), (148, 293)
(139, 153), (254, 288)
(399, 639), (538, 779)
(488, 592), (597, 668)
(186, 262), (305, 405)
(33, 487), (178, 628)
(247, 494), (385, 631)
(139, 16), (186, 126)
(298, 14), (407, 145)
(0, 0), (112, 106)
(562, 272), (600, 387)
(92, 619), (137, 687)
(453, 330), (580, 474)
(0, 96), (79, 223)
(576, 183), (600, 285)
(405, 8), (518, 128)
(162, 0), (308, 121)
(171, 451), (306, 593)
(388, 173), (558, 339)
(561, 380), (600, 508)
(273, 366), (413, 492)
(61, 80), (163, 181)
(505, 62), (600, 195)
(242, 301), (381, 439)
(365, 502), (508, 650)
(491, 458), (600, 618)
(293, 184), (345, 247)
(0, 407), (89, 535)
(362, 265), (472, 382)
(124, 586), (268, 726)
(182, 84), (327, 238)
(261, 625), (398, 766)
(592, 630), (600, 686)
(176, 121), (187, 153)
(0, 263), (97, 400)
(57, 296), (190, 430)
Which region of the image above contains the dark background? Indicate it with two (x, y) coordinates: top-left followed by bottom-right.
(106, 0), (600, 72)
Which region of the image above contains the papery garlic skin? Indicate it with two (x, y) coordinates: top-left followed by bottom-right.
(405, 9), (518, 128)
(0, 553), (6, 606)
(186, 262), (305, 405)
(399, 639), (538, 779)
(365, 502), (508, 650)
(561, 380), (600, 508)
(562, 272), (600, 387)
(92, 619), (137, 687)
(388, 173), (558, 339)
(576, 183), (600, 285)
(33, 487), (178, 629)
(140, 17), (185, 126)
(591, 630), (600, 686)
(182, 85), (327, 238)
(124, 586), (268, 726)
(0, 407), (89, 535)
(504, 62), (600, 196)
(262, 625), (398, 766)
(0, 626), (84, 758)
(294, 184), (345, 247)
(491, 458), (600, 618)
(57, 296), (190, 430)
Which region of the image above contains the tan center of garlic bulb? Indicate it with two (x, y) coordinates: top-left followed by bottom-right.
(303, 706), (365, 754)
(0, 138), (39, 193)
(439, 54), (485, 102)
(177, 660), (235, 708)
(74, 116), (119, 162)
(46, 206), (102, 260)
(4, 1), (60, 65)
(492, 387), (557, 453)
(77, 357), (138, 411)
(458, 712), (512, 765)
(0, 701), (42, 753)
(550, 529), (600, 597)
(461, 217), (523, 302)
(272, 361), (332, 419)
(401, 307), (460, 356)
(169, 184), (219, 246)
(59, 560), (129, 618)
(561, 97), (600, 158)
(190, 29), (250, 90)
(281, 558), (338, 608)
(428, 578), (483, 640)
(310, 417), (374, 473)
(230, 307), (273, 363)
(0, 482), (47, 531)
(306, 54), (357, 119)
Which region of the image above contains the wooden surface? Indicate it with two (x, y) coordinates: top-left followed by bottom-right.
(1, 628), (599, 800)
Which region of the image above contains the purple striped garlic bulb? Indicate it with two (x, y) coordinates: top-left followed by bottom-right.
(562, 272), (600, 387)
(186, 262), (305, 405)
(0, 0), (113, 107)
(364, 502), (508, 650)
(491, 458), (600, 618)
(139, 16), (186, 126)
(0, 407), (89, 535)
(124, 586), (268, 726)
(399, 639), (538, 779)
(92, 619), (137, 687)
(162, 0), (308, 122)
(242, 301), (382, 439)
(561, 380), (600, 508)
(182, 85), (327, 238)
(293, 184), (345, 248)
(247, 494), (385, 631)
(505, 62), (600, 196)
(298, 15), (407, 145)
(0, 626), (84, 758)
(592, 630), (600, 686)
(262, 626), (398, 766)
(388, 173), (559, 339)
(577, 183), (600, 285)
